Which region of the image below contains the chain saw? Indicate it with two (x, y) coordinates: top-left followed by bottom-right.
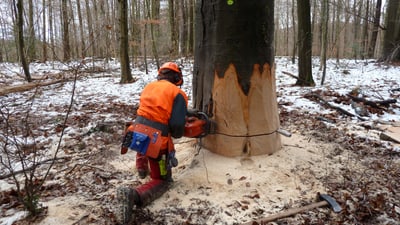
(184, 111), (215, 138)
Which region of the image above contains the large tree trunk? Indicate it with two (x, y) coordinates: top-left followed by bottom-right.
(193, 0), (281, 157)
(381, 0), (400, 62)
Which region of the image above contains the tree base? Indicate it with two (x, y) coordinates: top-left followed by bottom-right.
(204, 63), (281, 157)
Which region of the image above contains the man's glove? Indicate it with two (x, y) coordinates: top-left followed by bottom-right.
(186, 108), (199, 117)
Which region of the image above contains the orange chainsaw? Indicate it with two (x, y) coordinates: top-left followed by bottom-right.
(184, 111), (215, 138)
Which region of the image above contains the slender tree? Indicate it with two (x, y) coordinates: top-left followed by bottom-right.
(14, 0), (32, 82)
(118, 0), (133, 83)
(61, 0), (70, 61)
(368, 0), (382, 58)
(194, 0), (281, 157)
(296, 0), (315, 86)
(27, 0), (36, 61)
(320, 0), (328, 85)
(42, 0), (47, 61)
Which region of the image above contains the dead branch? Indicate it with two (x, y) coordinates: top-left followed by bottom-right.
(282, 71), (300, 80)
(0, 79), (67, 96)
(307, 93), (367, 121)
(347, 94), (397, 109)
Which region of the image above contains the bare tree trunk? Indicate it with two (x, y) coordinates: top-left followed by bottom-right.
(14, 0), (32, 82)
(28, 0), (36, 61)
(368, 0), (382, 58)
(381, 0), (400, 62)
(69, 0), (78, 59)
(48, 0), (56, 61)
(61, 0), (70, 61)
(291, 0), (297, 63)
(42, 0), (47, 61)
(188, 0), (194, 54)
(320, 0), (328, 85)
(178, 0), (188, 56)
(361, 0), (370, 59)
(85, 0), (95, 57)
(168, 0), (178, 55)
(145, 0), (160, 67)
(118, 0), (133, 83)
(76, 0), (86, 58)
(194, 0), (281, 157)
(296, 0), (314, 86)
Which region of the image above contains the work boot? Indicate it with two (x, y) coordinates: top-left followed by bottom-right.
(116, 186), (138, 225)
(134, 179), (171, 207)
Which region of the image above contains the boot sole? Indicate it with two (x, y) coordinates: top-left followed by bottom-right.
(116, 187), (134, 225)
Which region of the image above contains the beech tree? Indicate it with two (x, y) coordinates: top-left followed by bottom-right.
(193, 0), (281, 157)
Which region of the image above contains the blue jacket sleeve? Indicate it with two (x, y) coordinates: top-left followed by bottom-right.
(169, 93), (187, 138)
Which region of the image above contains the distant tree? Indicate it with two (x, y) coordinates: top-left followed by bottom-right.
(118, 0), (133, 83)
(368, 0), (382, 58)
(76, 0), (86, 58)
(296, 0), (314, 86)
(27, 0), (36, 61)
(13, 0), (32, 82)
(168, 0), (178, 55)
(320, 0), (328, 85)
(61, 0), (71, 61)
(145, 0), (160, 67)
(42, 0), (47, 61)
(381, 0), (400, 62)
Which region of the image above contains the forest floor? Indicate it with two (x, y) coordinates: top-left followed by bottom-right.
(0, 58), (399, 225)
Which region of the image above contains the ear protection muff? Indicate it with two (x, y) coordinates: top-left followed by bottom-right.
(173, 68), (183, 86)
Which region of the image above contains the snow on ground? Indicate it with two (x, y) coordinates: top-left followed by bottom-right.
(0, 57), (399, 224)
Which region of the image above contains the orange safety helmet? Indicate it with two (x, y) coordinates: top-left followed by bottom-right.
(158, 62), (183, 86)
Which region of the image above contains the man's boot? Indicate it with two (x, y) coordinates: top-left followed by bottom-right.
(116, 186), (139, 224)
(134, 179), (171, 207)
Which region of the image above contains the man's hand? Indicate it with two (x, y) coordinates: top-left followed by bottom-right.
(186, 108), (199, 117)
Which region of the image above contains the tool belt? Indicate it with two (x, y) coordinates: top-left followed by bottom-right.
(121, 116), (170, 159)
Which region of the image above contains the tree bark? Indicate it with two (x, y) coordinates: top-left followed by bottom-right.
(118, 0), (132, 83)
(61, 0), (70, 61)
(381, 0), (400, 62)
(320, 0), (328, 86)
(194, 0), (281, 157)
(368, 0), (382, 58)
(15, 0), (32, 82)
(42, 0), (47, 61)
(296, 0), (314, 86)
(28, 0), (36, 61)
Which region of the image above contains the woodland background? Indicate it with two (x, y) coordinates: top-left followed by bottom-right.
(1, 0), (399, 67)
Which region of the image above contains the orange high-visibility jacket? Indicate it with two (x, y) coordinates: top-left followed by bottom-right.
(137, 80), (188, 149)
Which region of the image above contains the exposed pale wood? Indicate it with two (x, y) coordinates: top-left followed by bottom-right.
(380, 126), (400, 144)
(203, 63), (281, 157)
